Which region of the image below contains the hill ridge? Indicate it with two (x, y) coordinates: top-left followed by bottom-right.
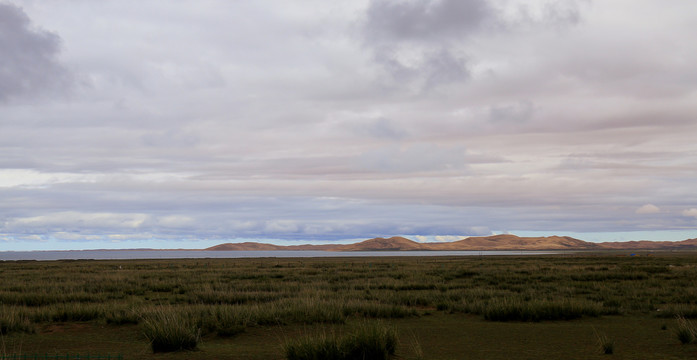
(205, 235), (697, 251)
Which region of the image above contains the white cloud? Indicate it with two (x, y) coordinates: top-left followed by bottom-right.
(264, 220), (300, 234)
(0, 169), (99, 188)
(156, 215), (195, 228)
(683, 208), (697, 219)
(636, 204), (660, 214)
(6, 212), (150, 230)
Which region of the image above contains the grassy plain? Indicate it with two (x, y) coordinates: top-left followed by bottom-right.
(2, 252), (697, 359)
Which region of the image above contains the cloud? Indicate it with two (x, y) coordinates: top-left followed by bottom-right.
(0, 3), (70, 101)
(2, 1), (697, 249)
(422, 48), (471, 88)
(636, 204), (660, 214)
(361, 0), (493, 90)
(488, 100), (535, 123)
(357, 144), (468, 173)
(360, 0), (590, 91)
(0, 169), (100, 189)
(5, 212), (150, 233)
(683, 209), (697, 219)
(364, 0), (494, 42)
(349, 117), (408, 140)
(512, 0), (585, 28)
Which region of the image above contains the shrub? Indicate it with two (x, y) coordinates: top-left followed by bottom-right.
(141, 306), (201, 353)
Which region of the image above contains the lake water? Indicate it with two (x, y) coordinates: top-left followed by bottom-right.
(0, 250), (560, 261)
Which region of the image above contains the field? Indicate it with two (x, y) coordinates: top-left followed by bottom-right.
(2, 252), (697, 359)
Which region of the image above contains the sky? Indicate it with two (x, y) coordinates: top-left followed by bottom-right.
(2, 0), (697, 251)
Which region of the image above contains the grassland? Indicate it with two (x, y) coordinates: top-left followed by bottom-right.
(2, 252), (697, 359)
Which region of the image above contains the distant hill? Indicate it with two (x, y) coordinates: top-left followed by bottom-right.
(205, 235), (697, 252)
(335, 237), (428, 251)
(439, 234), (600, 250)
(596, 238), (697, 250)
(206, 242), (336, 251)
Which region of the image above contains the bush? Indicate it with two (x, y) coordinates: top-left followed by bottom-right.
(141, 306), (201, 353)
(284, 321), (397, 360)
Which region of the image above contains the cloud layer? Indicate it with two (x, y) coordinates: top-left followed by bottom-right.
(2, 0), (697, 249)
(0, 3), (70, 101)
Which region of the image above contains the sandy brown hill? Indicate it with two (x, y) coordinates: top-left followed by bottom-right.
(432, 234), (599, 251)
(206, 235), (601, 252)
(206, 242), (336, 251)
(206, 242), (285, 251)
(597, 238), (697, 250)
(205, 236), (697, 252)
(336, 237), (428, 251)
(335, 234), (598, 251)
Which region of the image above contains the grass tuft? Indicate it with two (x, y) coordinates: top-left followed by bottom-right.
(675, 315), (696, 344)
(284, 321), (396, 360)
(285, 332), (343, 360)
(0, 306), (35, 335)
(483, 299), (602, 322)
(207, 305), (250, 337)
(343, 321), (396, 360)
(141, 306), (201, 353)
(594, 328), (614, 355)
(405, 331), (425, 360)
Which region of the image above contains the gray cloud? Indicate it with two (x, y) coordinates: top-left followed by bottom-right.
(364, 0), (494, 42)
(350, 117), (408, 140)
(0, 3), (70, 101)
(360, 0), (589, 92)
(512, 1), (586, 28)
(357, 144), (468, 173)
(488, 100), (535, 123)
(361, 0), (493, 90)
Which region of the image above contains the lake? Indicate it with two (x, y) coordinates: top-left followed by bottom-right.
(0, 250), (560, 261)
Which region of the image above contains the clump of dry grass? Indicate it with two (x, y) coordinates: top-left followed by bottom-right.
(284, 321), (396, 360)
(0, 306), (34, 335)
(675, 315), (696, 344)
(141, 306), (201, 353)
(593, 328), (614, 355)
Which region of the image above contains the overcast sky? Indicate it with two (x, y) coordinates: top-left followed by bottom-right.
(2, 0), (697, 250)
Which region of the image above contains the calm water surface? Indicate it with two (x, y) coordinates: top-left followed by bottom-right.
(0, 250), (560, 261)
